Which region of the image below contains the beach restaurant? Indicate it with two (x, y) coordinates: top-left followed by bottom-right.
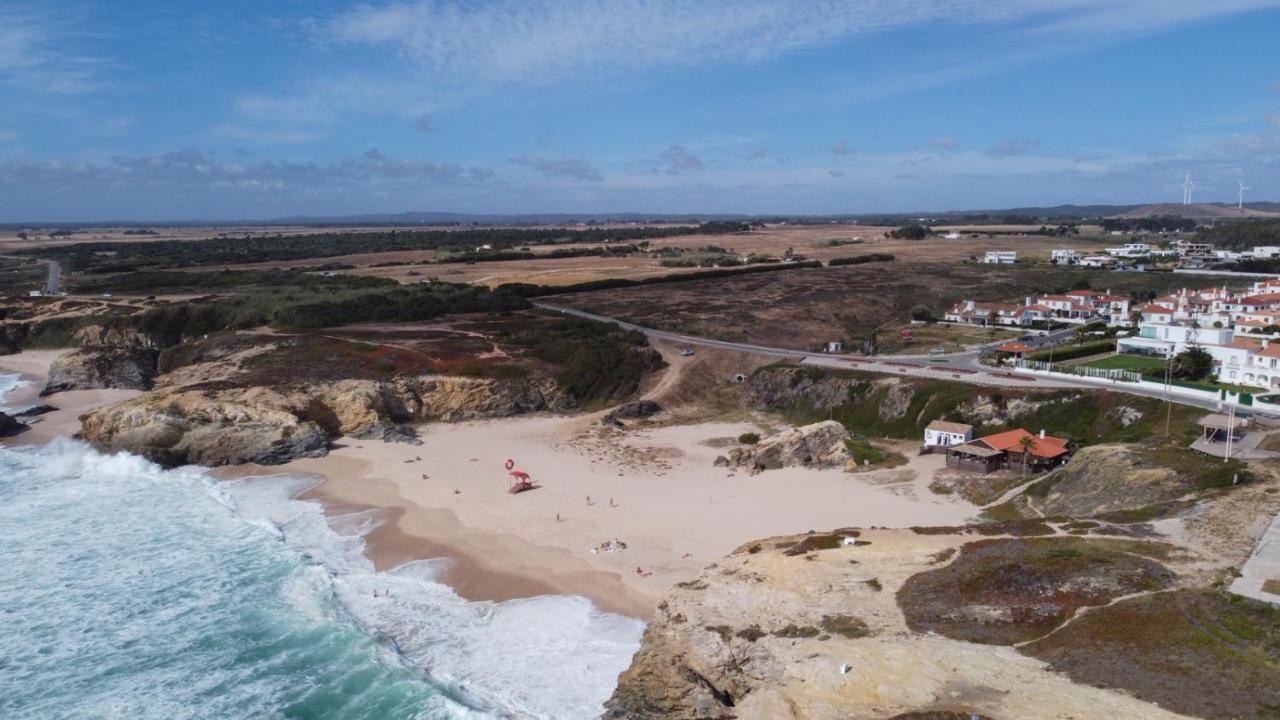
(945, 428), (1070, 474)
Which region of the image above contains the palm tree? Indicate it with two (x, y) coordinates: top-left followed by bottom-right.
(1017, 434), (1037, 477)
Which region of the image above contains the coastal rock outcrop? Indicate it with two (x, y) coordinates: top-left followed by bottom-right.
(602, 399), (662, 426)
(79, 389), (330, 467)
(0, 411), (28, 437)
(721, 420), (851, 474)
(42, 346), (159, 396)
(605, 528), (1202, 720)
(79, 374), (557, 466)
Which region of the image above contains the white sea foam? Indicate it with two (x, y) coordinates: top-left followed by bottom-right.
(0, 371), (32, 412)
(219, 473), (646, 719)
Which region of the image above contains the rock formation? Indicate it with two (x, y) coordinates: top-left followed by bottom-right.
(605, 528), (1201, 720)
(0, 411), (27, 437)
(42, 346), (159, 396)
(79, 374), (558, 467)
(720, 420), (851, 474)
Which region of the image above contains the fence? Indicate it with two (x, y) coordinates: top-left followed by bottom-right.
(1015, 359), (1141, 383)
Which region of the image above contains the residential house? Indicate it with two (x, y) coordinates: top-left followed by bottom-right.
(1105, 242), (1151, 258)
(924, 420), (974, 448)
(1051, 249), (1080, 264)
(944, 300), (1021, 326)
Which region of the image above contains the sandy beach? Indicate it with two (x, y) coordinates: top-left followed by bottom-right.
(1, 348), (978, 620)
(230, 412), (978, 618)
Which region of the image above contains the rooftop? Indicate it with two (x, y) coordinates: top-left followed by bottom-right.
(926, 420), (973, 434)
(974, 428), (1070, 459)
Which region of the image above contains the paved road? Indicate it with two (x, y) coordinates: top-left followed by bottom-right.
(534, 300), (1237, 414)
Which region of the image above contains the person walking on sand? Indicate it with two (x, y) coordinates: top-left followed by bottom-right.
(609, 497), (618, 508)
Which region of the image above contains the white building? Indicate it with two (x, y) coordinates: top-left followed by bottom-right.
(1051, 249), (1079, 264)
(1105, 242), (1151, 258)
(1078, 255), (1115, 268)
(981, 250), (1017, 265)
(924, 420), (974, 448)
(1253, 246), (1280, 259)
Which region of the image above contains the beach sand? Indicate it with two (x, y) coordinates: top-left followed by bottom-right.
(1, 348), (979, 620)
(230, 414), (978, 619)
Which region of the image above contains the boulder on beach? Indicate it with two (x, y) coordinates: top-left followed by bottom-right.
(0, 411), (28, 437)
(722, 420), (852, 475)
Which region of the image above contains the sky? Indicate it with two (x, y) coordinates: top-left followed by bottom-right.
(1, 0), (1279, 221)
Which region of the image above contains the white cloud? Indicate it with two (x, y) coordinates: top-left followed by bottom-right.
(319, 1), (1280, 88)
(210, 124), (327, 145)
(0, 8), (106, 94)
(512, 154), (602, 182)
(0, 148), (496, 192)
(828, 139), (854, 156)
(652, 145), (704, 175)
(985, 137), (1041, 158)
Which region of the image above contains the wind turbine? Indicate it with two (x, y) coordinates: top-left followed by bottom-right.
(1182, 174), (1195, 205)
(1239, 181), (1251, 210)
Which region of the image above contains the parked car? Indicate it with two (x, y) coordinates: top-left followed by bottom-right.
(680, 349), (695, 357)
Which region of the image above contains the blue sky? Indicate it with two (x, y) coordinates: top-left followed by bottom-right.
(1, 1), (1279, 221)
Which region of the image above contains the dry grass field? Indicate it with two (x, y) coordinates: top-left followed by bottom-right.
(549, 260), (1224, 350)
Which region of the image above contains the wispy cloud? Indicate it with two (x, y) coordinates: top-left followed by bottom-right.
(652, 145), (704, 175)
(827, 138), (854, 156)
(319, 1), (1280, 89)
(0, 7), (107, 94)
(985, 136), (1040, 158)
(930, 137), (959, 155)
(0, 148), (496, 192)
(512, 154), (602, 182)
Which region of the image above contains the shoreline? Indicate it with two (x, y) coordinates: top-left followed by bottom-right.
(0, 348), (980, 624)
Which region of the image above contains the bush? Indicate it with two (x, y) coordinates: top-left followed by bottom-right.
(910, 304), (935, 322)
(888, 224), (930, 240)
(1025, 339), (1115, 363)
(827, 253), (895, 266)
(738, 432), (760, 445)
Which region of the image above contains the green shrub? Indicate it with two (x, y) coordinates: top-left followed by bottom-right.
(738, 432), (760, 445)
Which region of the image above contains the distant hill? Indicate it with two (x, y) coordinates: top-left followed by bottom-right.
(1114, 203), (1280, 219)
(267, 211), (754, 226)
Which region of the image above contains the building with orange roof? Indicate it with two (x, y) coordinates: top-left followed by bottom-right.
(944, 428), (1070, 474)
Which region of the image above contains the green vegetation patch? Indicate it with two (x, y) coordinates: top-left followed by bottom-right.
(897, 537), (1176, 645)
(1023, 589), (1280, 719)
(819, 614), (871, 639)
(1079, 353), (1167, 371)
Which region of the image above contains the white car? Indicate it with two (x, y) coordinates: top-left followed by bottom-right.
(680, 349), (695, 357)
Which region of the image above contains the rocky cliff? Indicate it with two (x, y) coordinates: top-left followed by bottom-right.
(42, 346), (159, 395)
(79, 374), (559, 467)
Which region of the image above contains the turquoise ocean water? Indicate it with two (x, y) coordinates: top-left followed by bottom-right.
(0, 376), (642, 719)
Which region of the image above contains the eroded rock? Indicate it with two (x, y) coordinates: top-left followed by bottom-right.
(723, 420), (851, 474)
(42, 346), (158, 396)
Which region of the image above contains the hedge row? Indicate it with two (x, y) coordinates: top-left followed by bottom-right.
(827, 253), (895, 266)
(1025, 339), (1116, 363)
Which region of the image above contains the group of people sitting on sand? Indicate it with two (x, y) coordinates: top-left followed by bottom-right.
(591, 538), (628, 554)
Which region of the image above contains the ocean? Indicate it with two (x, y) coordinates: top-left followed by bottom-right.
(0, 375), (642, 719)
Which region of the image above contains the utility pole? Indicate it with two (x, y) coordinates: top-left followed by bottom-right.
(1164, 350), (1173, 439)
